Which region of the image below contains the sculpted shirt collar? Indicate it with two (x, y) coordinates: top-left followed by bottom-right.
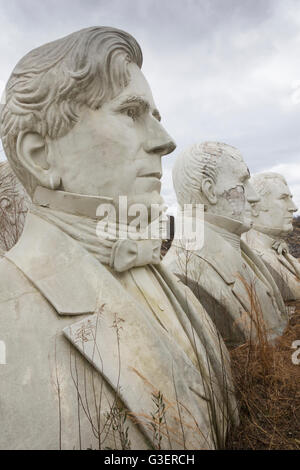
(204, 213), (252, 252)
(248, 228), (300, 279)
(31, 186), (162, 272)
(32, 185), (114, 218)
(188, 211), (284, 300)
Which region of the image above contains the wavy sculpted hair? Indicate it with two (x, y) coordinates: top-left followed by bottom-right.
(173, 141), (243, 208)
(251, 172), (287, 198)
(0, 26), (143, 196)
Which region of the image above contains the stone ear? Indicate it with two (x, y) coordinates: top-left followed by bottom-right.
(16, 131), (61, 190)
(201, 177), (217, 205)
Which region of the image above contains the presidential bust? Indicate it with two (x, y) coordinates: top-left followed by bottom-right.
(243, 172), (300, 301)
(0, 161), (28, 253)
(164, 142), (287, 347)
(0, 28), (237, 450)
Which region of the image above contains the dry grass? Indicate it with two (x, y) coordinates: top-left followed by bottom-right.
(161, 214), (300, 449)
(226, 302), (300, 450)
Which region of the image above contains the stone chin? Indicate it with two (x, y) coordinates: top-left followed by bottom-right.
(127, 190), (164, 206)
(224, 211), (252, 230)
(266, 213), (293, 235)
(134, 176), (162, 195)
(282, 220), (294, 234)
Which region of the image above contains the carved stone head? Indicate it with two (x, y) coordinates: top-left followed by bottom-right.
(172, 141), (260, 223)
(0, 27), (175, 210)
(0, 161), (28, 251)
(250, 172), (298, 234)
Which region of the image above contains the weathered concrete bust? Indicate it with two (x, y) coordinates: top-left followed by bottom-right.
(164, 142), (287, 347)
(0, 161), (28, 252)
(0, 28), (237, 449)
(171, 141), (258, 225)
(243, 172), (300, 300)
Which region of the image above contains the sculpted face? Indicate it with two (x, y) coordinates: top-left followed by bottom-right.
(251, 177), (298, 233)
(209, 153), (260, 223)
(46, 63), (175, 206)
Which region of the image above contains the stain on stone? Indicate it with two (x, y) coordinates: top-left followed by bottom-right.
(223, 186), (245, 216)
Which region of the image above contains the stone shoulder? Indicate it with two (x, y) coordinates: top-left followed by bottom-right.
(164, 244), (220, 283)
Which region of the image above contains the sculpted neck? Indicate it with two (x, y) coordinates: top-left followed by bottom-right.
(204, 213), (252, 252)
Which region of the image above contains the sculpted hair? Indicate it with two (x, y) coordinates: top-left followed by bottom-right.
(0, 161), (25, 197)
(251, 172), (287, 198)
(173, 141), (242, 207)
(0, 26), (143, 195)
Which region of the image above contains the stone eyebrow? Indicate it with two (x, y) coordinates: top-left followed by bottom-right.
(118, 95), (150, 110)
(118, 95), (161, 121)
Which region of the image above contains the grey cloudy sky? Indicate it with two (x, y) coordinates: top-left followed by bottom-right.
(0, 0), (299, 214)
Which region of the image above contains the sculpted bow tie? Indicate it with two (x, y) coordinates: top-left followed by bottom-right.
(110, 239), (161, 272)
(272, 239), (289, 256)
(31, 187), (166, 272)
(271, 238), (300, 278)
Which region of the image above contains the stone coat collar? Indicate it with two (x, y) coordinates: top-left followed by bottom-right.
(193, 222), (286, 314)
(6, 211), (104, 315)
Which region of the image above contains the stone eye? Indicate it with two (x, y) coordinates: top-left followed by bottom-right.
(126, 108), (137, 120)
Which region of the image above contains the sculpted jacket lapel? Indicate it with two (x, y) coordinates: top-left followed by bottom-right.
(6, 212), (100, 315)
(193, 226), (285, 317)
(241, 240), (286, 315)
(194, 227), (253, 312)
(276, 252), (300, 278)
(63, 289), (216, 449)
(6, 212), (218, 449)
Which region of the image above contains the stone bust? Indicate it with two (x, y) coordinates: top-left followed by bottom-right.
(164, 142), (287, 347)
(243, 172), (300, 300)
(0, 161), (28, 252)
(0, 28), (237, 449)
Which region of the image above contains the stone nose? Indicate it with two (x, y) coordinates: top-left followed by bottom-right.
(143, 116), (176, 156)
(289, 199), (298, 213)
(246, 181), (261, 204)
